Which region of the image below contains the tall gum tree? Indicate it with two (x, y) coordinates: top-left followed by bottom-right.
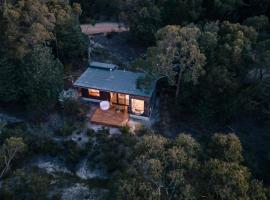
(142, 25), (206, 101)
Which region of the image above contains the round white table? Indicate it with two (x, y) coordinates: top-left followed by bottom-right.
(100, 101), (110, 111)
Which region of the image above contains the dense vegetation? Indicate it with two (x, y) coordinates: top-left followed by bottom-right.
(0, 0), (88, 114)
(109, 132), (270, 200)
(134, 20), (270, 123)
(0, 0), (270, 199)
(74, 0), (270, 43)
(121, 0), (270, 43)
(0, 124), (269, 199)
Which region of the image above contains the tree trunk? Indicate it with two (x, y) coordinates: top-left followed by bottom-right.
(260, 68), (263, 81)
(175, 71), (182, 103)
(0, 157), (11, 179)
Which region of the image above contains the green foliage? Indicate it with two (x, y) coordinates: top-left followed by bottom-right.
(144, 20), (270, 123)
(159, 0), (203, 25)
(86, 128), (95, 137)
(202, 159), (250, 200)
(72, 0), (125, 22)
(208, 133), (243, 162)
(119, 125), (131, 135)
(0, 169), (51, 200)
(91, 131), (136, 174)
(107, 0), (270, 43)
(204, 0), (243, 20)
(0, 137), (26, 178)
(63, 99), (88, 121)
(21, 45), (63, 113)
(120, 0), (162, 44)
(56, 23), (88, 61)
(0, 57), (20, 102)
(1, 0), (55, 59)
(0, 0), (86, 113)
(109, 133), (270, 200)
(0, 120), (7, 134)
(136, 25), (206, 98)
(55, 122), (76, 137)
(63, 140), (86, 168)
(244, 15), (269, 32)
(48, 0), (88, 62)
(134, 126), (154, 136)
(248, 179), (269, 200)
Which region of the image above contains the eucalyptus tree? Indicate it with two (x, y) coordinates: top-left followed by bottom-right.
(139, 25), (206, 100)
(0, 137), (26, 178)
(1, 0), (55, 59)
(113, 133), (270, 200)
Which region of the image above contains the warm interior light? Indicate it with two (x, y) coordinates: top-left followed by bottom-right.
(110, 93), (129, 105)
(88, 89), (100, 97)
(118, 93), (129, 105)
(131, 99), (144, 115)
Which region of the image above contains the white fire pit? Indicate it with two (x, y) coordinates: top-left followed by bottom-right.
(100, 101), (110, 111)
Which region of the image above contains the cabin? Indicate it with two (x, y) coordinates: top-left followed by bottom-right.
(74, 62), (157, 126)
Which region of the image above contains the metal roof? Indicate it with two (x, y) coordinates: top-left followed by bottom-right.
(90, 61), (118, 70)
(74, 67), (154, 97)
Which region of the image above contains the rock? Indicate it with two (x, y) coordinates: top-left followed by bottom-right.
(61, 183), (107, 200)
(30, 156), (71, 175)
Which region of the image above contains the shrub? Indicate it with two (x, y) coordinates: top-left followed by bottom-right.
(120, 125), (131, 135)
(63, 99), (89, 121)
(55, 122), (76, 137)
(47, 113), (63, 132)
(86, 128), (95, 138)
(63, 140), (86, 168)
(0, 169), (51, 200)
(135, 126), (154, 136)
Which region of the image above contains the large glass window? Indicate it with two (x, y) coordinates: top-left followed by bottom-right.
(131, 99), (144, 115)
(118, 94), (129, 105)
(110, 93), (129, 105)
(110, 92), (117, 104)
(88, 89), (100, 97)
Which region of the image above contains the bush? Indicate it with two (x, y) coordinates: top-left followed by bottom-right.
(120, 125), (131, 135)
(63, 140), (86, 168)
(0, 169), (51, 200)
(135, 126), (154, 136)
(87, 128), (95, 137)
(63, 99), (89, 121)
(55, 122), (76, 137)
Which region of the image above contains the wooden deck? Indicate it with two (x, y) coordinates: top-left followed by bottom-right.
(90, 107), (129, 127)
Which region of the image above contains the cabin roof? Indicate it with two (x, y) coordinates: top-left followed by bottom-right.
(74, 67), (155, 97)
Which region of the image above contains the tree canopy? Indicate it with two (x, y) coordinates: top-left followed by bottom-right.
(109, 133), (270, 200)
(134, 20), (270, 122)
(0, 0), (87, 114)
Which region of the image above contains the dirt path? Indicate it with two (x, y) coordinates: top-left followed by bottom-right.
(81, 22), (128, 35)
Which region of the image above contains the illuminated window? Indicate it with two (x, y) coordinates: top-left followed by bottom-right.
(118, 94), (129, 105)
(110, 93), (129, 105)
(131, 99), (144, 115)
(88, 89), (100, 97)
